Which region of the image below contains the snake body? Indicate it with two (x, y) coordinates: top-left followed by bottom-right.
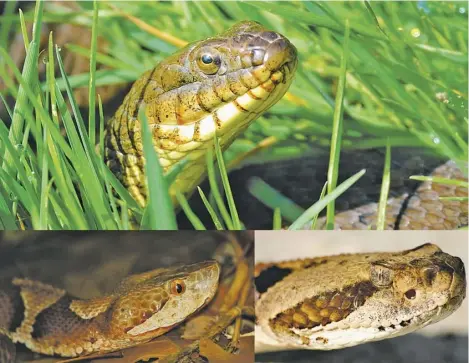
(0, 261), (219, 361)
(105, 21), (297, 206)
(316, 160), (468, 230)
(255, 243), (466, 350)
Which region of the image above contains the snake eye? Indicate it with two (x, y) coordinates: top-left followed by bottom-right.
(404, 289), (416, 300)
(196, 48), (221, 75)
(201, 54), (213, 64)
(170, 279), (186, 295)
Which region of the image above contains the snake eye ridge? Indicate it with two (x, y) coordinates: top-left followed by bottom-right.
(170, 279), (186, 295)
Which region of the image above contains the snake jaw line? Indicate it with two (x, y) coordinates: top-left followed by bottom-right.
(288, 300), (450, 350)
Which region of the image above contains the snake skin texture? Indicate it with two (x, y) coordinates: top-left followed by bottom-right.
(255, 243), (466, 350)
(105, 21), (298, 206)
(316, 160), (468, 230)
(0, 261), (219, 360)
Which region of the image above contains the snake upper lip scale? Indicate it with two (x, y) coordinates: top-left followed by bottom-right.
(0, 260), (220, 360)
(255, 243), (466, 350)
(104, 20), (298, 207)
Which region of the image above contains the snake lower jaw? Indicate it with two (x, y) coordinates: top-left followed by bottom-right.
(282, 302), (460, 350)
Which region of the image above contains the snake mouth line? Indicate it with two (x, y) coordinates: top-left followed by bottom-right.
(175, 63), (293, 143)
(285, 305), (445, 349)
(376, 305), (443, 333)
(289, 302), (450, 338)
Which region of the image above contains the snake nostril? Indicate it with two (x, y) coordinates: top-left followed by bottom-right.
(251, 48), (265, 66)
(423, 266), (439, 286)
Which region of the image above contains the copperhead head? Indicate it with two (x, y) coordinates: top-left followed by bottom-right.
(0, 260), (220, 361)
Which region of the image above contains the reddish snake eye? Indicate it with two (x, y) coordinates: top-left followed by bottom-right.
(170, 279), (186, 295)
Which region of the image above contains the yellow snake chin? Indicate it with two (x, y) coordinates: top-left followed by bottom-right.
(126, 262), (220, 336)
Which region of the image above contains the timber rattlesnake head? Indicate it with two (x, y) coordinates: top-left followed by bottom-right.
(255, 243), (466, 350)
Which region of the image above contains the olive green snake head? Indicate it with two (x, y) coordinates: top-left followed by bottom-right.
(0, 260), (220, 359)
(105, 21), (298, 206)
(255, 243), (466, 350)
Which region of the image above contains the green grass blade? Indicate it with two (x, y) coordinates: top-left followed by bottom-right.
(0, 1), (17, 51)
(248, 177), (305, 222)
(409, 176), (469, 188)
(376, 140), (391, 230)
(175, 189), (207, 230)
(289, 169), (366, 230)
(3, 0), (43, 170)
(19, 10), (30, 51)
(121, 200), (130, 230)
(205, 146), (233, 230)
(325, 20), (350, 230)
(139, 108), (177, 230)
(197, 186), (224, 230)
(273, 207), (282, 230)
(88, 0), (99, 145)
(55, 45), (117, 229)
(214, 135), (241, 229)
(309, 181), (328, 230)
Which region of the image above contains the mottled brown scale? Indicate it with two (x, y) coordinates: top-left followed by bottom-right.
(270, 281), (378, 330)
(0, 261), (220, 360)
(315, 161), (468, 230)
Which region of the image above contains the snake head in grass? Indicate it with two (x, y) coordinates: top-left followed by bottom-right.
(105, 21), (298, 206)
(256, 243), (466, 350)
(1, 261), (220, 358)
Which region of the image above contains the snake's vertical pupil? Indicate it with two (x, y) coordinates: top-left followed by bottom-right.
(201, 54), (213, 64)
(170, 279), (186, 295)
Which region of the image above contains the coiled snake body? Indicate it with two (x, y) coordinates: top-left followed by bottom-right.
(255, 243), (466, 350)
(0, 261), (220, 361)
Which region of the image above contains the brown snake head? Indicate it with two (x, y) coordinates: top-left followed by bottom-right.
(105, 21), (298, 205)
(1, 261), (220, 358)
(256, 243), (466, 350)
(109, 260), (220, 339)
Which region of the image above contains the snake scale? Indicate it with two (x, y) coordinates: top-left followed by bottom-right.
(104, 20), (297, 207)
(102, 20), (466, 230)
(0, 261), (220, 361)
(255, 243), (466, 350)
